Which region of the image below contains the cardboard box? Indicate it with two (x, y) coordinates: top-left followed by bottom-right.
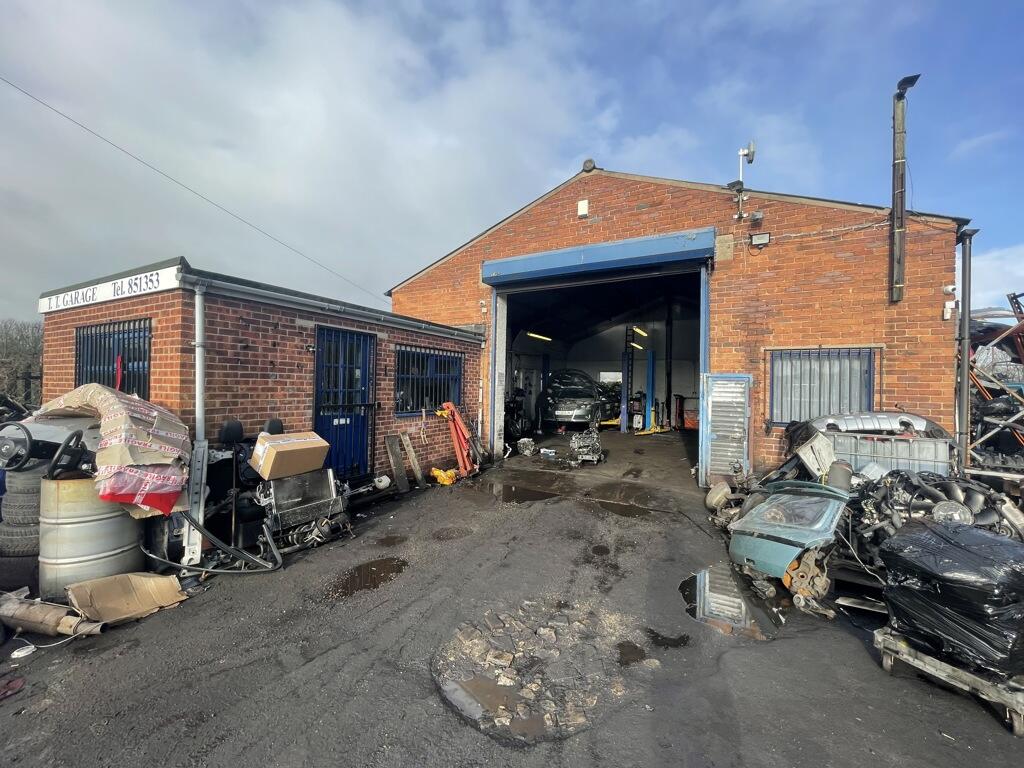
(66, 573), (187, 625)
(249, 431), (329, 480)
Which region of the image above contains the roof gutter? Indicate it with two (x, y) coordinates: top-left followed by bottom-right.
(178, 272), (483, 344)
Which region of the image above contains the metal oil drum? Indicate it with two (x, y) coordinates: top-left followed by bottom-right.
(38, 478), (144, 599)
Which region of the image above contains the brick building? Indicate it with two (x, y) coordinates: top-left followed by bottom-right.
(389, 166), (967, 480)
(40, 258), (483, 482)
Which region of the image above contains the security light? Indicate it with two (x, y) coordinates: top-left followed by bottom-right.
(632, 326), (648, 337)
(629, 342), (644, 350)
(896, 74), (920, 97)
(527, 332), (552, 342)
(726, 179), (744, 192)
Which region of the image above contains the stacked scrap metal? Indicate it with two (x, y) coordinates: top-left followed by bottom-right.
(880, 521), (1024, 678)
(968, 294), (1024, 476)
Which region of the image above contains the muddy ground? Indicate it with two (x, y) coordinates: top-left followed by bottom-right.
(0, 431), (1017, 767)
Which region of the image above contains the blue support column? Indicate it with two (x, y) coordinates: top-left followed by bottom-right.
(645, 349), (655, 430)
(620, 351), (629, 433)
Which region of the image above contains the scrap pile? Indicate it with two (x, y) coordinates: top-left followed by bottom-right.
(968, 292), (1024, 476)
(707, 413), (1024, 611)
(705, 411), (1024, 735)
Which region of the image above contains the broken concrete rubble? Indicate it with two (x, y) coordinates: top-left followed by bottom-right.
(432, 598), (656, 745)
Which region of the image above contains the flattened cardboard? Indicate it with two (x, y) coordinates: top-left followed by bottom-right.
(66, 573), (187, 624)
(249, 431), (329, 480)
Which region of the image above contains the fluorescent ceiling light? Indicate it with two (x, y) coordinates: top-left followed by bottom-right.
(527, 332), (552, 342)
(630, 342), (644, 350)
(632, 326), (648, 337)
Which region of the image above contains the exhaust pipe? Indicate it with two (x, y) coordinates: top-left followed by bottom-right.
(890, 74), (919, 303)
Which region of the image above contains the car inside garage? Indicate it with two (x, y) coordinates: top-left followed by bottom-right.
(497, 268), (705, 490)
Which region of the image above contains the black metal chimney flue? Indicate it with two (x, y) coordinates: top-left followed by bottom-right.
(890, 74), (920, 303)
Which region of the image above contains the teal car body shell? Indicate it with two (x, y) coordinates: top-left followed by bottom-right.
(727, 481), (850, 578)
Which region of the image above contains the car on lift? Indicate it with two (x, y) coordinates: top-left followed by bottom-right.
(537, 369), (618, 430)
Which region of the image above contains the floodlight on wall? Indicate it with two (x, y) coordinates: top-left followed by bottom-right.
(527, 332), (552, 342)
(632, 326), (648, 337)
(629, 342), (644, 350)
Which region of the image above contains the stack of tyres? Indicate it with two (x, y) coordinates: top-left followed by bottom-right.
(880, 521), (1024, 678)
(0, 465), (44, 593)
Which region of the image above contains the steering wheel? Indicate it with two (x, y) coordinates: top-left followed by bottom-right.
(0, 421), (34, 471)
(46, 430), (85, 480)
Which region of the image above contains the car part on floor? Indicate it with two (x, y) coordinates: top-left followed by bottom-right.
(569, 428), (603, 464)
(727, 473), (851, 616)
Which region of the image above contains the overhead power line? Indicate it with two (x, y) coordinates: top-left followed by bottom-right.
(0, 74), (388, 307)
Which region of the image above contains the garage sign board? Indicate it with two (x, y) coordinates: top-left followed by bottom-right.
(38, 265), (182, 314)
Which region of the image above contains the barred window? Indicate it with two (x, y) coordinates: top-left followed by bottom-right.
(769, 348), (874, 424)
(395, 345), (463, 415)
(75, 319), (152, 399)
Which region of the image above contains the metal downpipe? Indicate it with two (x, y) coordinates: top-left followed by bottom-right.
(194, 285), (207, 442)
(958, 228), (978, 471)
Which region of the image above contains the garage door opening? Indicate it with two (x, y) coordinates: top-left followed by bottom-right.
(495, 271), (703, 491)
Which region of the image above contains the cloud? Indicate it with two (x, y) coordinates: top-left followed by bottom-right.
(950, 129), (1012, 159)
(969, 243), (1024, 310)
(0, 1), (618, 318)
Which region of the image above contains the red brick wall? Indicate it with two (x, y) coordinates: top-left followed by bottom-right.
(42, 289), (482, 479)
(42, 290), (193, 418)
(391, 171), (958, 472)
(200, 295), (481, 475)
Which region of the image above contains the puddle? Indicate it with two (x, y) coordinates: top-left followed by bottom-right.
(328, 557), (408, 598)
(432, 526), (473, 541)
(622, 467), (643, 479)
(500, 484), (559, 503)
(376, 535), (408, 547)
(591, 544), (610, 556)
(632, 448), (645, 455)
(616, 641), (647, 666)
(645, 628), (690, 648)
(678, 563), (784, 641)
(597, 500), (651, 518)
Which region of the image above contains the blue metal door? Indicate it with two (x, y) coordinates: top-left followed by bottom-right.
(314, 327), (376, 482)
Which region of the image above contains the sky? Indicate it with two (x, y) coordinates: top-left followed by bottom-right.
(1, 0), (1021, 320)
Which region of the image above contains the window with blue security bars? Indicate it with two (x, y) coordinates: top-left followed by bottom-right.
(769, 347), (874, 425)
(75, 319), (152, 399)
(395, 345), (463, 415)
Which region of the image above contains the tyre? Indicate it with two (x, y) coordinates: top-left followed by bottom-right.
(0, 554), (39, 593)
(1, 466), (45, 526)
(0, 522), (39, 557)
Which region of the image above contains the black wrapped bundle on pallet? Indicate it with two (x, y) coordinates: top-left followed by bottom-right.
(879, 521), (1024, 678)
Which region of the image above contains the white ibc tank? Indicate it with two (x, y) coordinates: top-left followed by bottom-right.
(38, 478), (144, 599)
